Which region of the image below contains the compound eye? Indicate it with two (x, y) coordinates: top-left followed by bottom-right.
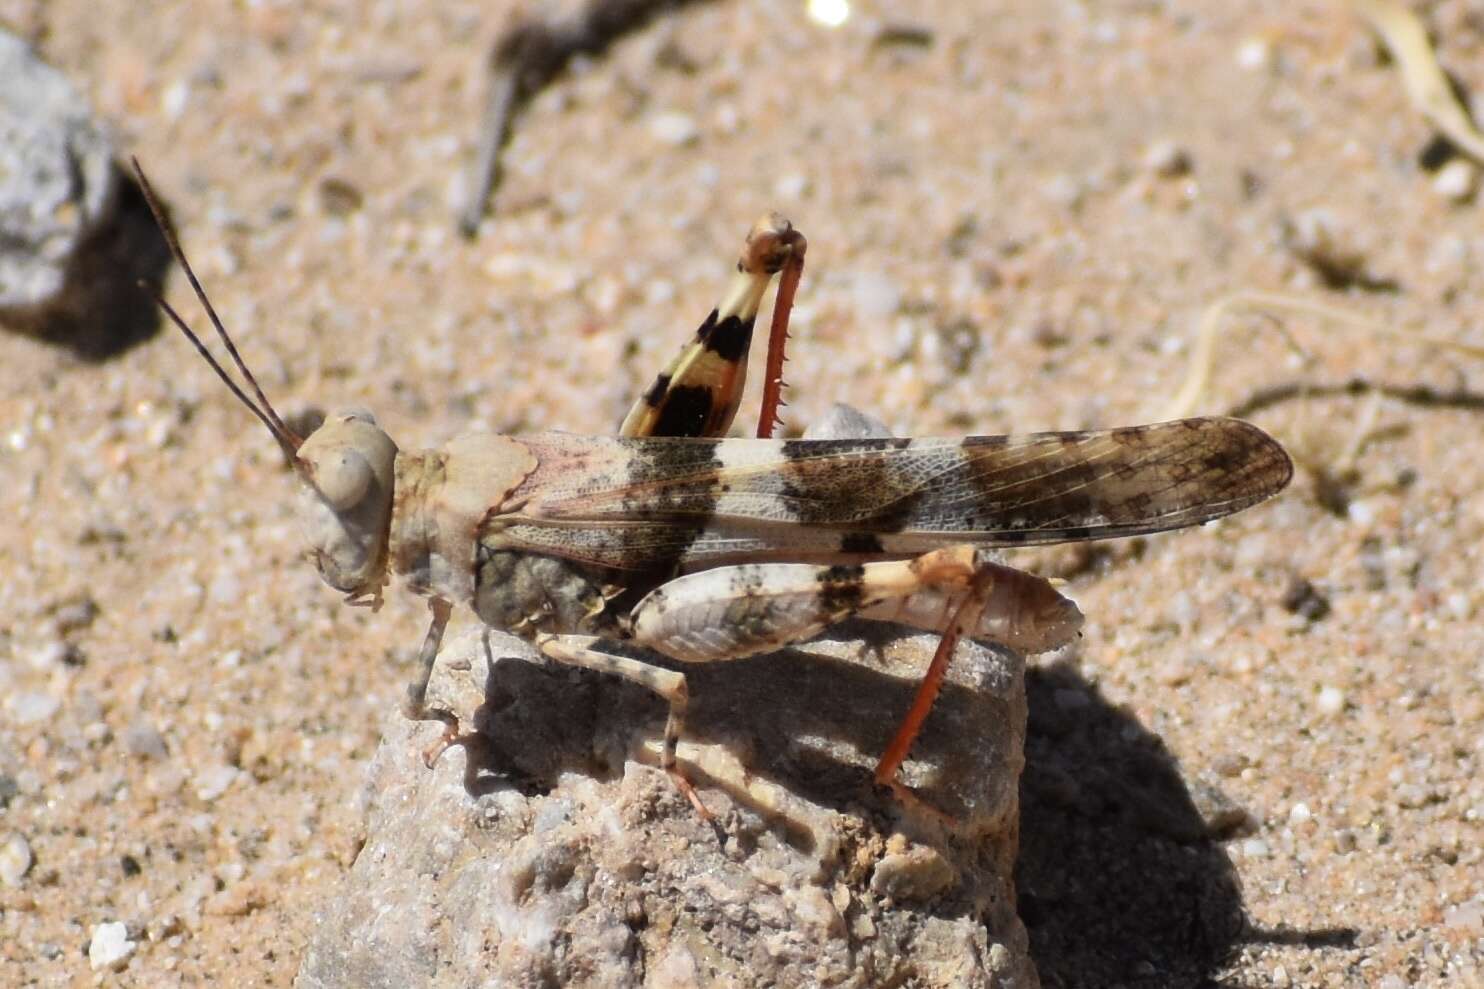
(316, 448), (374, 510)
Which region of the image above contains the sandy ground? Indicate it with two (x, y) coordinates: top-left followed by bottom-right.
(2, 0), (1483, 985)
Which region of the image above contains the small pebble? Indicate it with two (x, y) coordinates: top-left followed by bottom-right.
(30, 640), (82, 669)
(1143, 139), (1192, 177)
(0, 832), (33, 886)
(1444, 592), (1473, 621)
(1041, 173), (1084, 210)
(193, 765), (240, 802)
(125, 721), (169, 760)
(870, 846), (957, 901)
(208, 572), (242, 606)
(1443, 900), (1484, 933)
(852, 271), (901, 320)
(1154, 657), (1194, 686)
(1235, 37), (1272, 71)
(803, 404), (892, 441)
(1190, 780), (1251, 838)
(1315, 685), (1346, 716)
(1288, 802), (1313, 825)
(1210, 753), (1248, 778)
(161, 79), (191, 120)
(8, 692), (60, 726)
(204, 878), (268, 917)
(150, 914), (183, 941)
(1283, 209), (1369, 287)
(649, 111), (699, 146)
(88, 921), (136, 971)
(1432, 159), (1478, 204)
(1279, 575), (1330, 622)
(318, 176), (364, 216)
(1166, 590), (1198, 628)
(1240, 838), (1270, 859)
(773, 173), (809, 199)
(52, 594), (99, 633)
(805, 0), (850, 29)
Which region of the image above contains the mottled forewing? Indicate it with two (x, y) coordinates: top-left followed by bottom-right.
(494, 418), (1292, 571)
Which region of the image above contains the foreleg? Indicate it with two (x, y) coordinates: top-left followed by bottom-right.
(534, 633), (710, 820)
(402, 596), (461, 767)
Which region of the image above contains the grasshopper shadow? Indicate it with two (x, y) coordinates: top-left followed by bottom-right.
(451, 632), (1357, 982)
(456, 624), (1023, 833)
(1017, 662), (1357, 988)
(1016, 660), (1242, 986)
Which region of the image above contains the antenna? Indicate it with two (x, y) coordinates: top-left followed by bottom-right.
(131, 158), (304, 462)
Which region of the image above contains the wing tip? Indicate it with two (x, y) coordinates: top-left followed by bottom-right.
(1208, 415), (1296, 500)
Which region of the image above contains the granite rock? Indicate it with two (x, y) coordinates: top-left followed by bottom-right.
(0, 31), (117, 314)
(297, 621), (1038, 989)
(0, 29), (168, 357)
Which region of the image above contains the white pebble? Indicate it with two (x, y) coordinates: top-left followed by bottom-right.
(1167, 590), (1198, 628)
(8, 692), (60, 726)
(1041, 173), (1083, 210)
(1346, 499), (1376, 526)
(773, 172), (810, 200)
(649, 111), (699, 146)
(852, 272), (902, 320)
(644, 278), (675, 306)
(1315, 685), (1346, 716)
(1443, 900), (1484, 932)
(29, 640), (72, 670)
(125, 721), (168, 760)
(161, 79), (191, 120)
(193, 765), (240, 802)
(1236, 37), (1272, 72)
(0, 832), (33, 886)
(1288, 802), (1312, 825)
(1433, 159), (1478, 204)
(88, 922), (136, 971)
(208, 572), (242, 605)
(806, 0), (850, 29)
(1240, 838), (1270, 859)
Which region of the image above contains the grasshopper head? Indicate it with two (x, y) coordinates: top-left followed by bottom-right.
(131, 159), (400, 606)
(296, 410), (398, 599)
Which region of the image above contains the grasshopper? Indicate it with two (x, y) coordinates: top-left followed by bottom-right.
(133, 160), (1293, 819)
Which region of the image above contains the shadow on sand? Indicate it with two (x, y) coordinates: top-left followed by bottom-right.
(1018, 661), (1356, 988)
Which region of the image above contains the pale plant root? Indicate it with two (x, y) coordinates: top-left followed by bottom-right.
(1348, 0), (1484, 164)
(1163, 290), (1484, 489)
